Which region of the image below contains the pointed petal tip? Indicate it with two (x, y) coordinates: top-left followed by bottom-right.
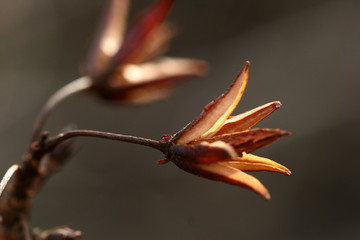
(285, 168), (292, 176)
(196, 60), (209, 76)
(274, 101), (282, 108)
(264, 191), (271, 200)
(255, 181), (271, 200)
(243, 61), (250, 72)
(185, 59), (209, 77)
(280, 130), (291, 137)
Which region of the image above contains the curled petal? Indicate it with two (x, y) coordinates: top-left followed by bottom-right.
(173, 62), (250, 145)
(215, 101), (281, 135)
(227, 153), (291, 175)
(112, 0), (174, 66)
(176, 161), (270, 200)
(171, 141), (237, 164)
(85, 0), (130, 78)
(203, 128), (290, 154)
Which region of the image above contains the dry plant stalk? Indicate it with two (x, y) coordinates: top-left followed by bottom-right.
(0, 0), (291, 239)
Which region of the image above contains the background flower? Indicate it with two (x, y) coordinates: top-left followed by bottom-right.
(83, 0), (207, 104)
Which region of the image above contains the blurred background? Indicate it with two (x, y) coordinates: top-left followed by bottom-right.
(1, 0), (360, 239)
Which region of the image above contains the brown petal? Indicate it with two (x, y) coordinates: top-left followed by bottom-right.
(227, 153), (291, 175)
(119, 57), (207, 86)
(103, 57), (207, 104)
(104, 82), (172, 104)
(176, 161), (270, 200)
(125, 22), (175, 64)
(85, 0), (130, 78)
(172, 62), (250, 145)
(215, 101), (281, 135)
(171, 141), (237, 164)
(112, 0), (174, 66)
(204, 128), (290, 154)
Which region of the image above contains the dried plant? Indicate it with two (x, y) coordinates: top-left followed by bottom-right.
(0, 0), (290, 239)
(162, 62), (290, 200)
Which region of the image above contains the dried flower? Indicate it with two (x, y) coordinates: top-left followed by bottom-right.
(161, 61), (290, 200)
(84, 0), (207, 104)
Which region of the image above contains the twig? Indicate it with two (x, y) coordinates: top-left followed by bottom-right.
(31, 76), (93, 143)
(0, 128), (169, 240)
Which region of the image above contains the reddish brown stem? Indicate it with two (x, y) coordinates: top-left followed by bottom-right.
(46, 130), (168, 154)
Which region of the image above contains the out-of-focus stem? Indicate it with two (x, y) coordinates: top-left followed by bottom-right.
(31, 76), (93, 143)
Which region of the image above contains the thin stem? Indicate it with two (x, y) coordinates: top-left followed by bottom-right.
(47, 130), (168, 154)
(31, 76), (93, 142)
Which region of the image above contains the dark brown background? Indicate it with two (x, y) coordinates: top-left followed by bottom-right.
(1, 0), (360, 239)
